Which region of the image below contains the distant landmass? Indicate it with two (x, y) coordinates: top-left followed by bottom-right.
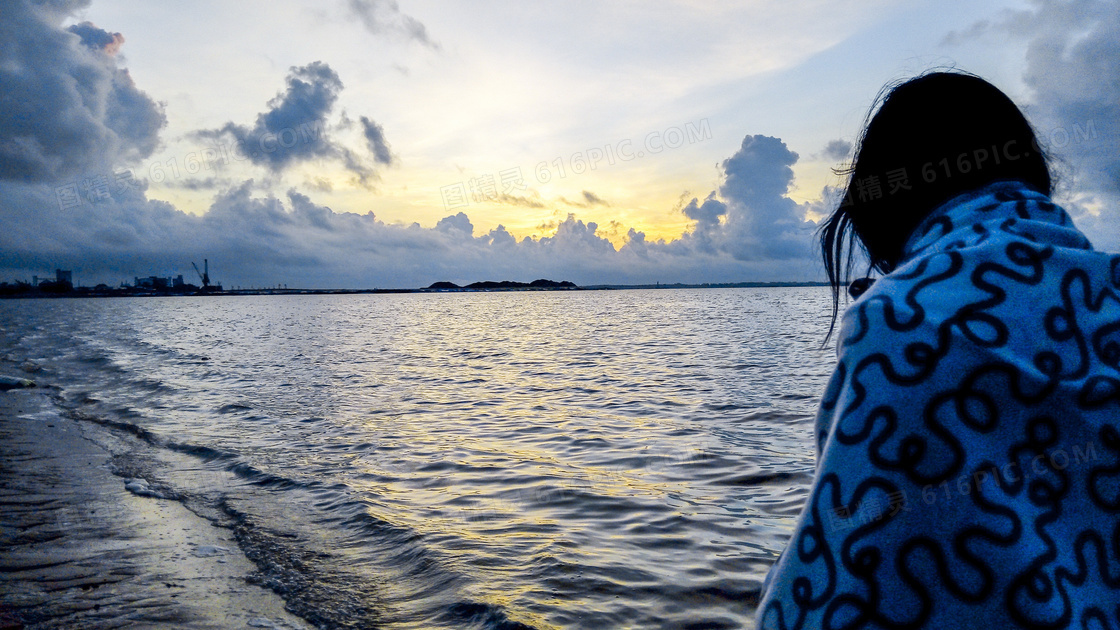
(0, 276), (832, 299)
(427, 279), (578, 290)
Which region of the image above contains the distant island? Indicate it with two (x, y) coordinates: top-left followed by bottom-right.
(427, 279), (577, 291)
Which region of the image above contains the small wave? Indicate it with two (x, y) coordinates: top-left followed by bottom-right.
(65, 407), (161, 444)
(77, 353), (113, 366)
(736, 409), (813, 424)
(227, 461), (303, 490)
(165, 441), (239, 463)
(713, 470), (813, 487)
(702, 402), (757, 411)
(61, 406), (320, 498)
(438, 601), (538, 630)
(217, 403), (254, 413)
(222, 501), (392, 630)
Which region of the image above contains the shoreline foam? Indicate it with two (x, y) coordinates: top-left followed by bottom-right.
(0, 388), (313, 630)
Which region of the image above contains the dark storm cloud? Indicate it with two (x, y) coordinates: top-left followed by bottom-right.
(0, 0), (165, 182)
(198, 63), (392, 184)
(346, 0), (439, 49)
(202, 62), (343, 171)
(359, 116), (394, 165)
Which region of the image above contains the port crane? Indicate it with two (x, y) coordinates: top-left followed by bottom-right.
(192, 259), (211, 289)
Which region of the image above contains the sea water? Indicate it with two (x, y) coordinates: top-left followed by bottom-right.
(0, 288), (834, 629)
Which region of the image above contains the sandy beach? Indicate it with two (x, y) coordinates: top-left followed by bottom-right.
(0, 386), (313, 630)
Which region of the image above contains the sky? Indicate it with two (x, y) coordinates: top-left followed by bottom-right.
(1, 0), (1117, 289)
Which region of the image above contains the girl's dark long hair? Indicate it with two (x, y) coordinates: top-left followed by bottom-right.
(819, 71), (1053, 343)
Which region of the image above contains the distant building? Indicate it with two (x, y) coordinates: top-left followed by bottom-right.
(173, 275), (185, 288)
(134, 275), (169, 289)
(55, 269), (72, 285)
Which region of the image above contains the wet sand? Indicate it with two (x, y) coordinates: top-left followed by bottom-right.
(0, 388), (313, 630)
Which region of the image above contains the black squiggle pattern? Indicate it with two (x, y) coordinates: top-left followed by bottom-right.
(758, 181), (1120, 629)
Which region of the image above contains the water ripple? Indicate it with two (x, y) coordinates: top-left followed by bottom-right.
(0, 288), (834, 629)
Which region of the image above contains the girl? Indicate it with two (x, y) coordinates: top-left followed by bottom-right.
(758, 72), (1120, 629)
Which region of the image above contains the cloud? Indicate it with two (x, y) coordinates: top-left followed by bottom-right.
(682, 193), (726, 226)
(720, 135), (799, 204)
(940, 19), (993, 46)
(821, 139), (852, 162)
(67, 21), (125, 54)
(435, 211), (473, 237)
(198, 62), (394, 185)
(1, 132), (822, 288)
(0, 0), (165, 183)
(698, 134), (816, 262)
(560, 190), (611, 207)
(580, 191), (609, 207)
(1018, 2), (1120, 197)
(495, 194), (545, 208)
(162, 177), (235, 191)
(200, 62), (344, 171)
(346, 0), (439, 49)
(946, 0), (1120, 250)
(359, 116), (394, 165)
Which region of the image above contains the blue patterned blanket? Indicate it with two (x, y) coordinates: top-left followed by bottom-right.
(758, 180), (1120, 628)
